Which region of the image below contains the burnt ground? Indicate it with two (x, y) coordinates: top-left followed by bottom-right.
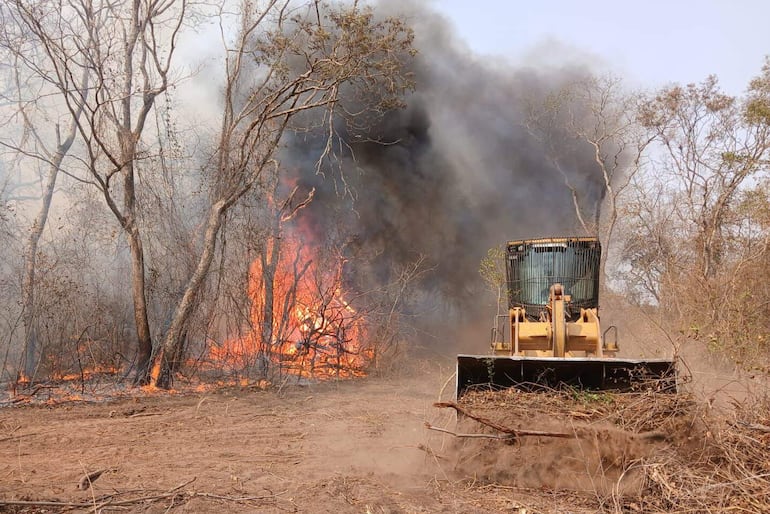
(0, 361), (614, 514)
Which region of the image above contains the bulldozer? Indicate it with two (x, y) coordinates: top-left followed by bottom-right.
(456, 236), (677, 398)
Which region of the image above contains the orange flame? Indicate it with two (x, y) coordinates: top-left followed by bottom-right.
(210, 234), (370, 379)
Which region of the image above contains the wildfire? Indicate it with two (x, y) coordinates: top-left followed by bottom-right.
(50, 365), (121, 382)
(210, 234), (371, 380)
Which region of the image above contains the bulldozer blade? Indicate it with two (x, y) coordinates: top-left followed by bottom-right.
(456, 354), (677, 398)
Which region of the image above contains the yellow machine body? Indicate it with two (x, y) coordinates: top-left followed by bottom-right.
(491, 284), (611, 358)
(456, 237), (676, 397)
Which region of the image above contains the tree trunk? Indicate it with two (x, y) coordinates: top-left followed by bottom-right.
(127, 223), (153, 384)
(120, 129), (153, 384)
(21, 122), (79, 380)
(260, 216), (281, 355)
(261, 250), (275, 352)
(21, 227), (43, 379)
(150, 200), (227, 388)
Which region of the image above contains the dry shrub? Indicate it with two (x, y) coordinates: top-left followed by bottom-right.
(451, 387), (703, 497)
(638, 394), (770, 513)
(445, 386), (770, 511)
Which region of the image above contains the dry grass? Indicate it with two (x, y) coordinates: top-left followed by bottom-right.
(636, 395), (770, 513)
(450, 386), (770, 513)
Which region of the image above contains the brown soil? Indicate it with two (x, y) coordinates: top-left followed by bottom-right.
(0, 363), (613, 513)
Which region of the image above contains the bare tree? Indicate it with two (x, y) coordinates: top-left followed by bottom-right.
(526, 74), (654, 279)
(149, 1), (415, 387)
(0, 26), (88, 378)
(478, 245), (506, 341)
(6, 0), (188, 383)
(637, 71), (770, 280)
(619, 60), (770, 371)
(333, 252), (432, 375)
(617, 173), (678, 305)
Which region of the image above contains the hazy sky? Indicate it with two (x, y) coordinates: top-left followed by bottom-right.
(436, 0), (769, 95)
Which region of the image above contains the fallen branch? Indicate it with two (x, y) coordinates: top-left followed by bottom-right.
(170, 477), (198, 492)
(0, 478), (287, 511)
(194, 491), (287, 502)
(17, 384), (57, 396)
(416, 442), (447, 460)
(425, 422), (516, 440)
(437, 372), (456, 402)
(128, 412), (164, 418)
(733, 421), (770, 433)
(77, 468), (115, 490)
(0, 500), (91, 508)
(434, 402), (574, 439)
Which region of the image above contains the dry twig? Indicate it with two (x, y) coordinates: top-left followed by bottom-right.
(433, 402), (574, 439)
(424, 422), (515, 440)
(77, 468), (115, 490)
(0, 477), (287, 511)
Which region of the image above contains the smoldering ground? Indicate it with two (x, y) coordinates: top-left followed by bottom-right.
(279, 2), (608, 338)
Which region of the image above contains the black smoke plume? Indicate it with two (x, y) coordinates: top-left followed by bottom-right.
(280, 2), (605, 333)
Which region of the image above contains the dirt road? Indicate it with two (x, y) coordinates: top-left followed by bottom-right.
(1, 363), (604, 513)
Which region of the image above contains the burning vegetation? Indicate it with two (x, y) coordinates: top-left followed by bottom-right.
(208, 233), (371, 381)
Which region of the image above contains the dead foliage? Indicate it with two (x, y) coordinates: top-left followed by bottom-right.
(637, 395), (770, 513)
(441, 386), (770, 512)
